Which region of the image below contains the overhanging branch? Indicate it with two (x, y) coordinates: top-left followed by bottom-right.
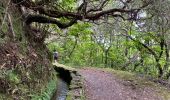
(25, 14), (77, 28)
(12, 0), (150, 28)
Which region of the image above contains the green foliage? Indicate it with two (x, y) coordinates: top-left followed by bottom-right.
(2, 0), (170, 99)
(6, 70), (20, 84)
(31, 75), (57, 100)
(68, 22), (92, 36)
(47, 42), (58, 52)
(56, 0), (77, 11)
(46, 19), (170, 79)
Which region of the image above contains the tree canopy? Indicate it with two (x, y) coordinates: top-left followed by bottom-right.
(12, 0), (150, 28)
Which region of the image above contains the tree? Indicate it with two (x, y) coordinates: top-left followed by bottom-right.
(11, 0), (150, 29)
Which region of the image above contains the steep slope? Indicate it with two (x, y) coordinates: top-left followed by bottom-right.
(0, 1), (55, 99)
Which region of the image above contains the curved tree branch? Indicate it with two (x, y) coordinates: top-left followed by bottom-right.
(25, 14), (77, 28)
(12, 0), (150, 28)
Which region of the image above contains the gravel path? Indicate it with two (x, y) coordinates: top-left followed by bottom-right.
(79, 68), (163, 100)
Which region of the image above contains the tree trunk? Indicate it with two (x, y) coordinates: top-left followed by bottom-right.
(104, 51), (108, 67)
(156, 62), (163, 78)
(125, 36), (129, 57)
(164, 41), (170, 79)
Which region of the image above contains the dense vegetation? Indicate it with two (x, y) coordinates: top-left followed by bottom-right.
(1, 0), (170, 99)
(47, 0), (170, 79)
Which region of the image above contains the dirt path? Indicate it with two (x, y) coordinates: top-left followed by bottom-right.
(79, 68), (164, 100)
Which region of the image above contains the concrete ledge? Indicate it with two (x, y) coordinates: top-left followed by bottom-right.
(52, 63), (85, 100)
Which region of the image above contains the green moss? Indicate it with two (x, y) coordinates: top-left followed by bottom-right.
(53, 62), (76, 71)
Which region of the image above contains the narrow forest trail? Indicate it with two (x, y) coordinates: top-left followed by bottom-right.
(79, 68), (170, 100)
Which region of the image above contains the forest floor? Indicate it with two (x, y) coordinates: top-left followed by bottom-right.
(79, 68), (170, 100)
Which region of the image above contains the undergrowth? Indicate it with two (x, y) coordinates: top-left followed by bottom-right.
(31, 72), (57, 100)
